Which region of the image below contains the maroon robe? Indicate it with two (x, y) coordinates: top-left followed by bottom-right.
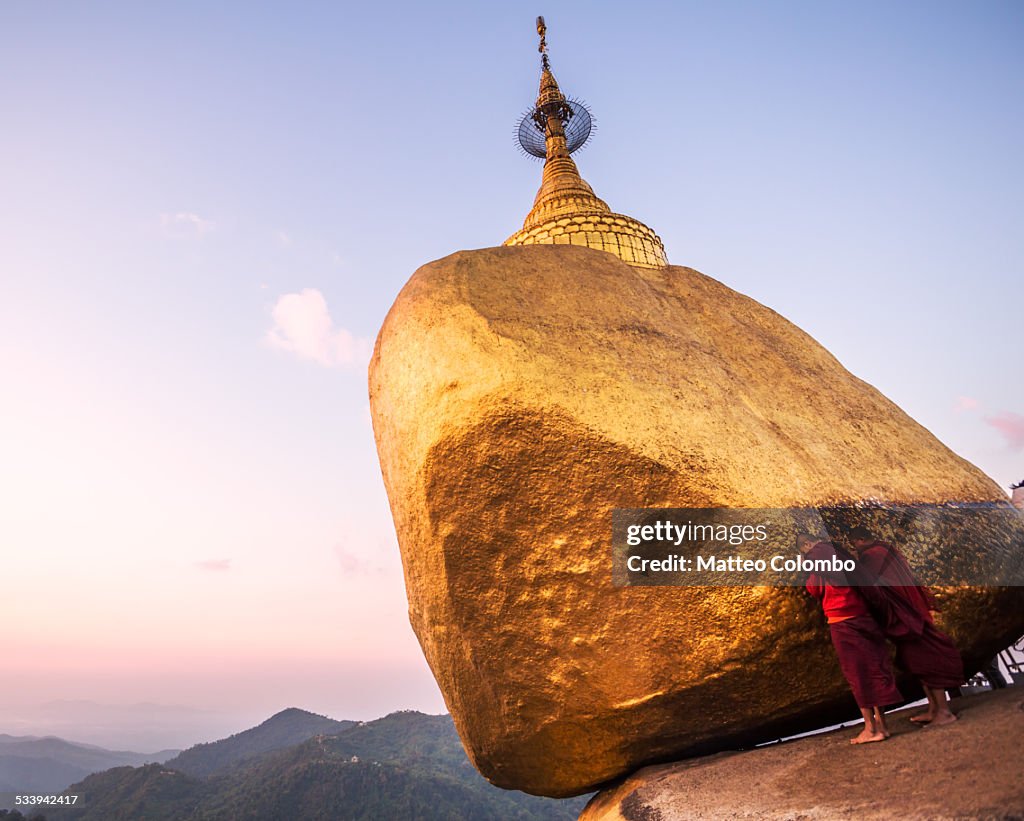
(828, 615), (903, 709)
(894, 621), (965, 688)
(858, 541), (964, 688)
(858, 541), (938, 621)
(805, 542), (902, 708)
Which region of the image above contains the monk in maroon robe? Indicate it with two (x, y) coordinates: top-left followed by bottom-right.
(848, 526), (964, 726)
(798, 534), (901, 743)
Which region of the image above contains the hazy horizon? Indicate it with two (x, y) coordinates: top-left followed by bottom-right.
(2, 1), (1021, 751)
(0, 698), (448, 753)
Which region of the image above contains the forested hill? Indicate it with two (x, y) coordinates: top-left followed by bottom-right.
(163, 707), (353, 778)
(48, 710), (589, 820)
(0, 734), (177, 803)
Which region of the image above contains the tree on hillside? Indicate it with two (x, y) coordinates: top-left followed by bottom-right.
(0, 810), (47, 821)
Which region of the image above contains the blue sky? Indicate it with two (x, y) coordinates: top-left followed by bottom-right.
(1, 1), (1021, 747)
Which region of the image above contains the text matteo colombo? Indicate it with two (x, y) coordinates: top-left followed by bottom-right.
(625, 553), (855, 573)
(623, 520), (856, 574)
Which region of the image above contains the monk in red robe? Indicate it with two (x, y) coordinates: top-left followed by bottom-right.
(848, 526), (964, 727)
(798, 534), (901, 743)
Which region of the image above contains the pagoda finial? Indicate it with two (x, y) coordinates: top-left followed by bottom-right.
(537, 15), (549, 70)
(506, 16), (668, 269)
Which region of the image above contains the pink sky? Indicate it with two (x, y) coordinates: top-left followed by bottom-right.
(1, 295), (447, 746)
(2, 1), (1021, 753)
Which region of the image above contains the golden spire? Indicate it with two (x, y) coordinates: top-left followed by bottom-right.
(505, 16), (668, 269)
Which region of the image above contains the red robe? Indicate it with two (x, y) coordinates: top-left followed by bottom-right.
(858, 540), (938, 622)
(805, 542), (902, 708)
(858, 540), (963, 689)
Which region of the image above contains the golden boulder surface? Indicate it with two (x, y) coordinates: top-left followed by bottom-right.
(368, 244), (1024, 798)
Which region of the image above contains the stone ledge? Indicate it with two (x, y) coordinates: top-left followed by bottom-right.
(580, 687), (1024, 821)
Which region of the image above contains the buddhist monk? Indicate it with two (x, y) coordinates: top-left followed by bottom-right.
(798, 533), (901, 743)
(848, 526), (964, 727)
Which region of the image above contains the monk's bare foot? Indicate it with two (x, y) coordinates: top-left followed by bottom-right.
(909, 712), (934, 725)
(925, 712), (958, 727)
(851, 728), (886, 744)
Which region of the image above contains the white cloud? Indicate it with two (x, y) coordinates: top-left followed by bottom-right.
(275, 230), (292, 247)
(265, 288), (372, 368)
(333, 545), (366, 575)
(332, 521), (400, 577)
(195, 558), (231, 572)
(160, 211), (215, 237)
(985, 411), (1024, 451)
(954, 396), (980, 413)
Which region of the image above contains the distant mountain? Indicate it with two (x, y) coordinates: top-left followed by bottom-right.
(164, 707), (354, 778)
(0, 700), (240, 751)
(0, 735), (176, 803)
(0, 735), (177, 774)
(49, 710), (589, 820)
(0, 753), (88, 795)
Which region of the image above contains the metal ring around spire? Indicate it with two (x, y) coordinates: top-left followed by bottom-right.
(516, 98), (594, 159)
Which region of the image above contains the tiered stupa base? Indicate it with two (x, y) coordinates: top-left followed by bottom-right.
(505, 211), (667, 269)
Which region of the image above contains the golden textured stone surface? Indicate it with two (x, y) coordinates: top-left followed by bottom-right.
(368, 244), (1024, 797)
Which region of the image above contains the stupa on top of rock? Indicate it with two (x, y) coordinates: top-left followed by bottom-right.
(504, 17), (667, 269)
(369, 16), (1024, 799)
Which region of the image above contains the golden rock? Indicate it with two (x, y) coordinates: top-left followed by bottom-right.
(369, 244), (1024, 797)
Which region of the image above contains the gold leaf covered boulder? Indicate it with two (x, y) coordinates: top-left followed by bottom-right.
(368, 18), (1024, 798)
(368, 243), (1024, 797)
